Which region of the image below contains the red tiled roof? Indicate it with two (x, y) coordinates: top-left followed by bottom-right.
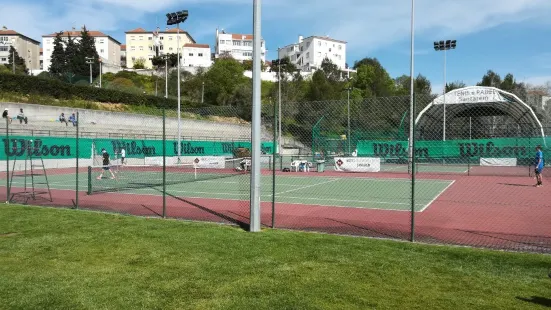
(184, 43), (209, 48)
(121, 44), (126, 51)
(40, 48), (43, 54)
(232, 34), (253, 40)
(0, 29), (40, 44)
(125, 27), (147, 34)
(43, 30), (121, 45)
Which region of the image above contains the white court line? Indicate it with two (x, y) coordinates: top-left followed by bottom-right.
(273, 178), (341, 196)
(417, 180), (456, 212)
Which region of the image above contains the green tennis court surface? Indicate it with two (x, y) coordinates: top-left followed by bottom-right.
(6, 171), (454, 212)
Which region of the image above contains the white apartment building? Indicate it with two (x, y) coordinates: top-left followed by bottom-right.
(278, 35), (347, 72)
(215, 28), (266, 62)
(182, 44), (212, 67)
(125, 27), (198, 69)
(0, 27), (41, 70)
(42, 28), (122, 73)
(120, 44), (126, 67)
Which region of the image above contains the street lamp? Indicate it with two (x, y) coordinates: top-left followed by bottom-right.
(166, 10), (188, 162)
(272, 54), (288, 155)
(201, 81), (205, 104)
(99, 58), (103, 88)
(433, 39), (456, 141)
(160, 53), (170, 98)
(85, 56), (94, 85)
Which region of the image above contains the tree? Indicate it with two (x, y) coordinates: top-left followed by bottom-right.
(151, 53), (178, 68)
(352, 58), (395, 97)
(6, 46), (28, 75)
(394, 74), (432, 95)
(133, 58), (146, 69)
(64, 35), (80, 81)
(204, 57), (246, 105)
(477, 70), (501, 87)
(242, 60), (266, 71)
(77, 26), (100, 78)
(49, 32), (66, 78)
(446, 81), (466, 92)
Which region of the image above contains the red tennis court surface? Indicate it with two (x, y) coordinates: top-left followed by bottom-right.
(1, 167), (550, 253)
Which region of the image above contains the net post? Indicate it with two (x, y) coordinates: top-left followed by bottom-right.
(5, 116), (9, 203)
(162, 108), (166, 219)
(87, 166), (92, 195)
(75, 111), (79, 209)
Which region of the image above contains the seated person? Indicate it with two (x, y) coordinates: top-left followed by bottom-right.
(17, 108), (28, 124)
(68, 113), (77, 126)
(2, 108), (12, 124)
(59, 113), (68, 126)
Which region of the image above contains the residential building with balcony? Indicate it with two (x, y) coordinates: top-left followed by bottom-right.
(0, 27), (40, 70)
(278, 35), (347, 72)
(214, 28), (266, 62)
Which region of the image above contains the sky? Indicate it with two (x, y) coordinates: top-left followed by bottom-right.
(2, 0), (551, 92)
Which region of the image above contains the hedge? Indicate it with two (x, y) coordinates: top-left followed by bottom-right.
(0, 73), (178, 108)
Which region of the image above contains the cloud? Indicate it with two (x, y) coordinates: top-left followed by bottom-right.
(3, 0), (551, 53)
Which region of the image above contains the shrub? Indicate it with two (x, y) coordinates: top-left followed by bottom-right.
(0, 72), (179, 108)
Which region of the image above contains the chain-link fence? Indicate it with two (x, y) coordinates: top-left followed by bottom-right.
(2, 93), (549, 253)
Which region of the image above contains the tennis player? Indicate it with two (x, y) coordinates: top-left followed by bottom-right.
(120, 147), (126, 165)
(534, 145), (544, 187)
(236, 158), (251, 172)
(97, 148), (116, 180)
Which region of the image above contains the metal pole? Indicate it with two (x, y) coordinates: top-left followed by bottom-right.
(443, 48), (446, 141)
(250, 0), (262, 232)
(162, 108), (166, 218)
(409, 0), (416, 242)
(5, 117), (10, 203)
(272, 98), (277, 228)
(75, 112), (79, 209)
(165, 57), (168, 98)
(177, 24), (182, 162)
(469, 116), (472, 140)
(99, 61), (102, 88)
(278, 49), (282, 155)
(347, 71), (351, 155)
(89, 63), (92, 85)
(12, 48), (15, 74)
(201, 81), (205, 104)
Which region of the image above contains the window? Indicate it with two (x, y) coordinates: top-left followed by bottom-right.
(131, 36), (135, 40)
(220, 40), (225, 44)
(131, 46), (135, 51)
(169, 47), (173, 51)
(46, 49), (50, 52)
(300, 46), (303, 52)
(160, 36), (164, 40)
(198, 53), (203, 57)
(139, 46), (143, 51)
(244, 41), (252, 47)
(306, 52), (309, 59)
(132, 57), (136, 60)
(160, 46), (164, 51)
(99, 39), (105, 44)
(169, 36), (172, 41)
(329, 48), (332, 52)
(149, 46), (153, 51)
(338, 45), (342, 50)
(1, 36), (7, 41)
(148, 37), (152, 40)
(189, 53), (193, 56)
(318, 41), (321, 46)
(233, 40), (241, 46)
(148, 57), (153, 60)
(100, 49), (104, 53)
(139, 36), (143, 40)
(1, 58), (5, 61)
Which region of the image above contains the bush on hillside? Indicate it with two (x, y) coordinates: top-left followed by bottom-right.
(0, 72), (178, 108)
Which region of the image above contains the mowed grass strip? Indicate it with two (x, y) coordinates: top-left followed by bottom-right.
(0, 205), (550, 310)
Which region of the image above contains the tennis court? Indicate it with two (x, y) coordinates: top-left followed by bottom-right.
(6, 166), (454, 212)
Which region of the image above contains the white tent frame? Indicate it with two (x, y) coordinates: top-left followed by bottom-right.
(415, 86), (546, 142)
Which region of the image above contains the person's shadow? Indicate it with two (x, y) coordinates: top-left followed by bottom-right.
(516, 296), (551, 307)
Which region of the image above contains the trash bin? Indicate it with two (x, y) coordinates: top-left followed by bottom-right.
(316, 160), (325, 172)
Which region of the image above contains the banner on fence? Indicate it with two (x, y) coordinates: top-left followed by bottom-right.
(334, 157), (381, 172)
(0, 136), (91, 160)
(480, 158), (517, 167)
(357, 137), (549, 159)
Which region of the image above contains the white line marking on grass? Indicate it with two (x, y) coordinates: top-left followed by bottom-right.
(273, 178), (341, 196)
(417, 180), (456, 212)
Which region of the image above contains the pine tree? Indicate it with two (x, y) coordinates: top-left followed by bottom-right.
(6, 46), (28, 75)
(64, 34), (81, 82)
(77, 25), (100, 78)
(49, 32), (66, 78)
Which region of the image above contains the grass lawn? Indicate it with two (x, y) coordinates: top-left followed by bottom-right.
(0, 205), (550, 310)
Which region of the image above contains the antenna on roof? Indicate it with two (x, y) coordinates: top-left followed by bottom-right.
(2, 26), (7, 30)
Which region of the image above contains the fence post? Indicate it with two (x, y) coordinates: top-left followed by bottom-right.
(87, 166), (91, 195)
(5, 117), (9, 203)
(272, 102), (277, 228)
(162, 108), (166, 218)
(75, 112), (79, 209)
(410, 95), (416, 242)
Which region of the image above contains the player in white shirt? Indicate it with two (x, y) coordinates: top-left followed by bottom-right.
(120, 148), (126, 165)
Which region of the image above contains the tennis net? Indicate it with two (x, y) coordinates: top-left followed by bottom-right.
(87, 158), (251, 194)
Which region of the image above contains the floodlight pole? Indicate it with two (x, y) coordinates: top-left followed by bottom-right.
(85, 57), (94, 85)
(278, 52), (282, 154)
(443, 48), (446, 141)
(201, 81), (205, 104)
(347, 70), (351, 155)
(250, 0), (262, 232)
(409, 0), (416, 242)
(166, 10), (188, 163)
(434, 39), (456, 141)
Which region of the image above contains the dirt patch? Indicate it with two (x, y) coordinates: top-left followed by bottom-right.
(0, 232), (18, 237)
(95, 102), (128, 112)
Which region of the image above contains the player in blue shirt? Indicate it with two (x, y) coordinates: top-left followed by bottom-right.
(534, 145), (544, 187)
